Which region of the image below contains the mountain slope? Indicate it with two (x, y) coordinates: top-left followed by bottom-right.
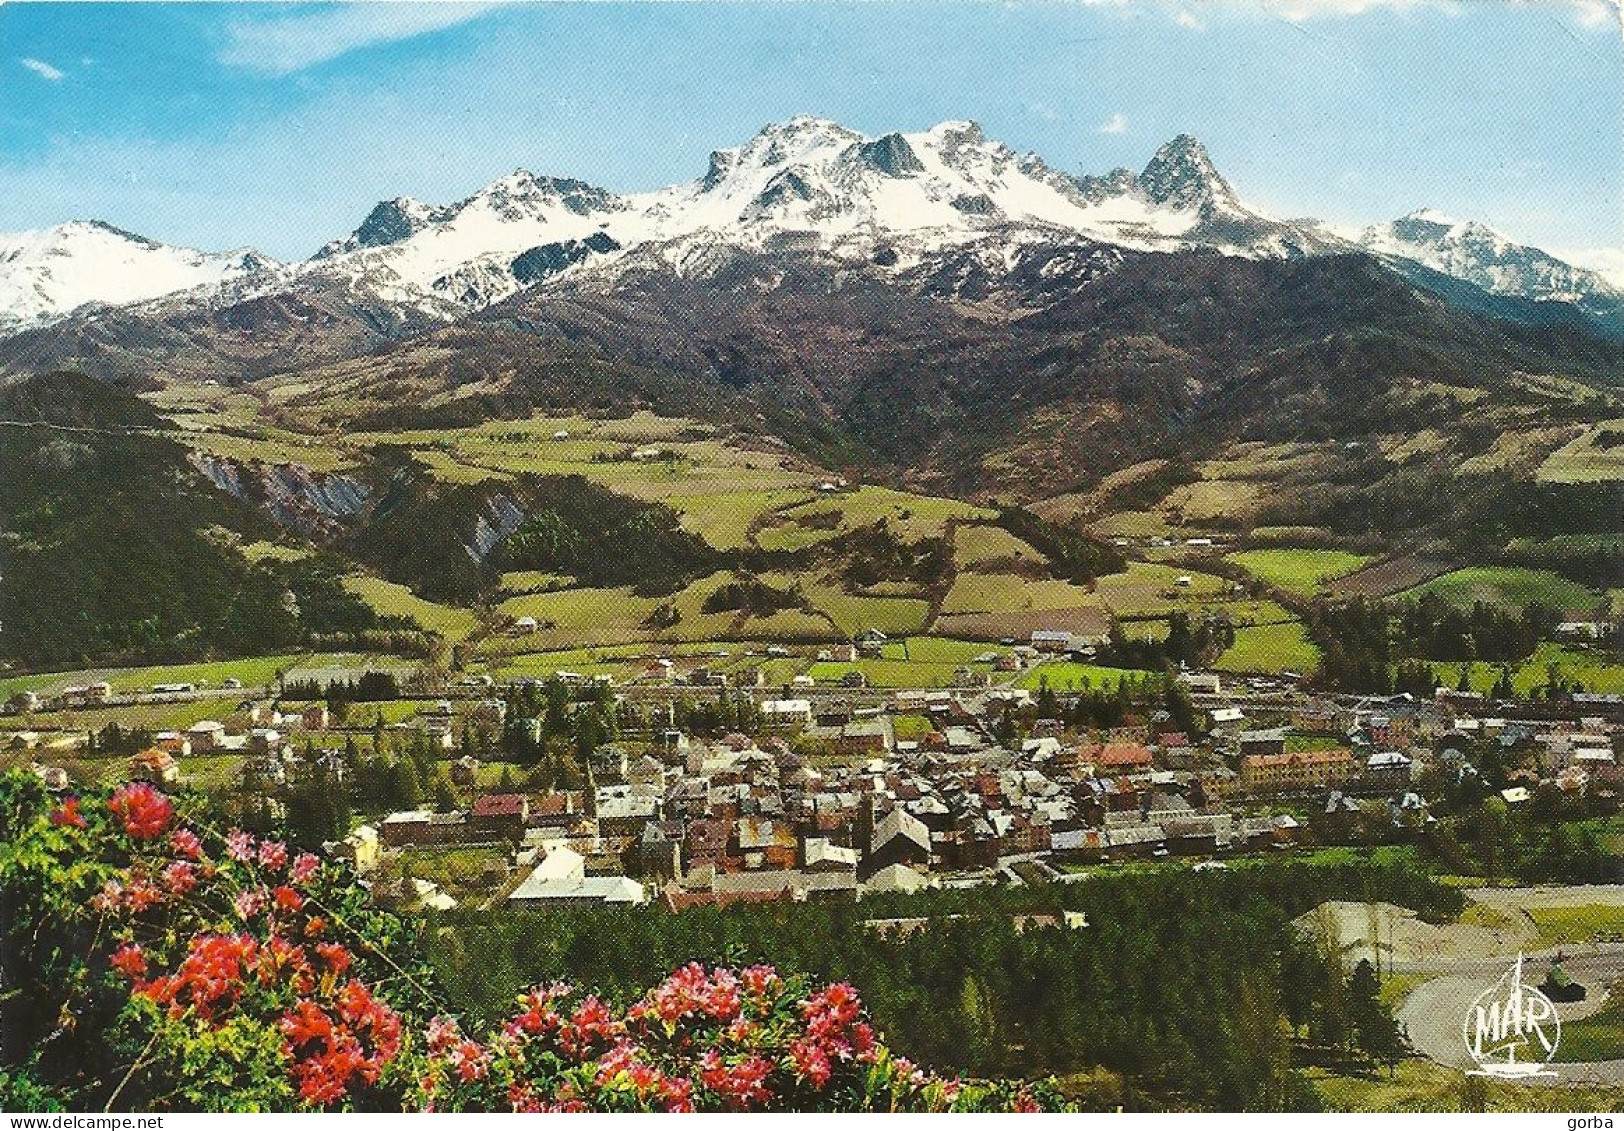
(0, 371), (390, 668)
(340, 246), (1617, 496)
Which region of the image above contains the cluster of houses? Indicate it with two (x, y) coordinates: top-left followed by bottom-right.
(344, 669), (1624, 911)
(21, 701), (337, 788)
(14, 654), (1623, 916)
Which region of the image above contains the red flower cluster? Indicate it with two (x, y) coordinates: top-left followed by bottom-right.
(49, 796), (88, 829)
(49, 775), (1058, 1114)
(258, 840), (289, 872)
(131, 933), (260, 1022)
(110, 943), (148, 979)
(280, 981), (403, 1106)
(697, 1050), (774, 1107)
(170, 827), (203, 859)
(106, 782), (173, 840)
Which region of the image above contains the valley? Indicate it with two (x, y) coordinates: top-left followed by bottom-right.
(3, 106), (1623, 1116)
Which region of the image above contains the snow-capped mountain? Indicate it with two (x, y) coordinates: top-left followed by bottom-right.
(1, 117), (1617, 338)
(0, 220), (281, 334)
(295, 117), (1338, 317)
(305, 173), (632, 314)
(1358, 209), (1624, 322)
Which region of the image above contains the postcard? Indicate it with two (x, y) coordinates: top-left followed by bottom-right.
(1, 0), (1621, 1117)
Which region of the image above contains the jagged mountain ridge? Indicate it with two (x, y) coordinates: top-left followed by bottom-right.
(4, 115), (1618, 342)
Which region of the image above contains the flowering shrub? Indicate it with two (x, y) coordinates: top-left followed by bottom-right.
(0, 771), (1061, 1113)
(414, 963), (1050, 1112)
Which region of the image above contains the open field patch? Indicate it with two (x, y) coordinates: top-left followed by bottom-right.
(342, 576), (480, 641)
(1398, 567), (1602, 613)
(665, 489), (817, 549)
(1215, 621), (1321, 675)
(934, 607), (1112, 642)
(1537, 420), (1624, 483)
(806, 583), (931, 638)
(1455, 425), (1580, 476)
(1435, 643), (1624, 697)
(0, 653), (323, 699)
(774, 486), (993, 543)
(1012, 661), (1145, 692)
(952, 524), (1043, 569)
(1328, 555), (1455, 599)
(940, 572), (1104, 616)
(1091, 562), (1232, 616)
(1159, 478), (1260, 523)
(1226, 549), (1374, 597)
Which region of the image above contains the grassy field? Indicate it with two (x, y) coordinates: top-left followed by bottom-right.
(1159, 478), (1261, 523)
(1445, 643), (1624, 696)
(1088, 510), (1174, 538)
(342, 576), (481, 642)
(940, 572), (1105, 615)
(772, 486), (993, 543)
(0, 652), (335, 699)
(1454, 425), (1577, 477)
(3, 698), (247, 733)
(497, 570), (575, 595)
(800, 637), (995, 688)
(1092, 563), (1233, 616)
(1225, 549), (1375, 597)
(890, 714), (935, 741)
(1525, 904), (1624, 948)
(1398, 567), (1602, 613)
(806, 659), (973, 689)
(1554, 983), (1624, 1063)
(1012, 661), (1149, 692)
(1215, 621), (1322, 675)
(1328, 554), (1455, 600)
(665, 489), (817, 550)
(239, 540), (314, 563)
(496, 586), (662, 638)
(952, 524), (1044, 568)
(806, 583), (931, 637)
(177, 427), (361, 473)
(1536, 420), (1624, 483)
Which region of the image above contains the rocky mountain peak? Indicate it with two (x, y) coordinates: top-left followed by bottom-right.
(855, 132), (925, 178)
(1138, 133), (1238, 212)
(349, 197), (441, 252)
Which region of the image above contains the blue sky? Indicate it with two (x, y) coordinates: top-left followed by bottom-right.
(1, 0), (1618, 262)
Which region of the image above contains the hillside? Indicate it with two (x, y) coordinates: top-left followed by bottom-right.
(0, 373), (396, 669)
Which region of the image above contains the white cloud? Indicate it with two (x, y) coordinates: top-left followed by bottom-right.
(219, 2), (503, 76)
(1176, 10), (1207, 30)
(1265, 0), (1460, 20)
(20, 57), (65, 81)
(1028, 101), (1060, 121)
(1098, 112), (1129, 135)
(1569, 0), (1618, 28)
